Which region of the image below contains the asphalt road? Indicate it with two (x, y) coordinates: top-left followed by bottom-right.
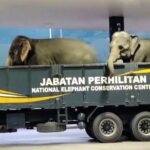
(0, 128), (149, 150)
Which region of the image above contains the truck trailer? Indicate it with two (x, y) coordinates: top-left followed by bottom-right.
(0, 63), (149, 142)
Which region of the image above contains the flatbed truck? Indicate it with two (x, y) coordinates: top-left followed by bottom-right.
(0, 63), (149, 142)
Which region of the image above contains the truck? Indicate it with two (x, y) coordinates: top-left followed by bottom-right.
(0, 63), (149, 143)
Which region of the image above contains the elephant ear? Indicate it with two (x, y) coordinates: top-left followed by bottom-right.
(20, 39), (31, 62)
(130, 35), (140, 56)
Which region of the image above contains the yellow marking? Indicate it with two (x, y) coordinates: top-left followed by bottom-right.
(0, 90), (23, 96)
(119, 69), (150, 76)
(0, 94), (67, 104)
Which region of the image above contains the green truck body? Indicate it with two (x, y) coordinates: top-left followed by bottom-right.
(0, 63), (149, 142)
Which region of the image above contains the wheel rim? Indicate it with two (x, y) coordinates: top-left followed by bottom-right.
(99, 118), (117, 137)
(138, 118), (150, 136)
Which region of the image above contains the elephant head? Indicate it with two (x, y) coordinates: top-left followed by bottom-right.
(107, 31), (140, 76)
(7, 36), (32, 66)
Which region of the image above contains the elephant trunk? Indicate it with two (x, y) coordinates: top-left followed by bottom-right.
(107, 48), (120, 76)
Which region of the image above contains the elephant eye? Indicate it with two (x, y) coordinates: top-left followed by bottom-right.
(118, 45), (123, 50)
(10, 49), (18, 55)
(9, 51), (13, 56)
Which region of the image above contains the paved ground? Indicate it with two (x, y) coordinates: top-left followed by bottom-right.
(0, 128), (149, 150)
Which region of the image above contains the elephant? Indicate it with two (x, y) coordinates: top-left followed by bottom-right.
(6, 36), (98, 66)
(107, 31), (150, 76)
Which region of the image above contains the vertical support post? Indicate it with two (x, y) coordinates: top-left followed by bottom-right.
(49, 28), (52, 39)
(60, 29), (63, 38)
(109, 16), (124, 41)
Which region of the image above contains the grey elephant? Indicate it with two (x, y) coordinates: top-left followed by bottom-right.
(6, 36), (98, 66)
(107, 31), (150, 76)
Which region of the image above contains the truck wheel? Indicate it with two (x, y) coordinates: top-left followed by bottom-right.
(92, 112), (123, 143)
(131, 111), (150, 141)
(85, 124), (95, 139)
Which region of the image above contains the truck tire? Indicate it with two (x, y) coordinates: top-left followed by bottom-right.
(92, 112), (123, 143)
(85, 123), (95, 139)
(130, 111), (150, 141)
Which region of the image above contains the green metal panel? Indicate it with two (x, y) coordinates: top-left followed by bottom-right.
(0, 63), (149, 110)
(61, 65), (85, 106)
(0, 67), (8, 90)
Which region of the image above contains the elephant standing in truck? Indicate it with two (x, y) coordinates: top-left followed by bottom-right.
(6, 36), (98, 66)
(107, 31), (150, 76)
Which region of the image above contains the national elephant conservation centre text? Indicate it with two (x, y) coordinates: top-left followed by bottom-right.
(31, 75), (150, 93)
